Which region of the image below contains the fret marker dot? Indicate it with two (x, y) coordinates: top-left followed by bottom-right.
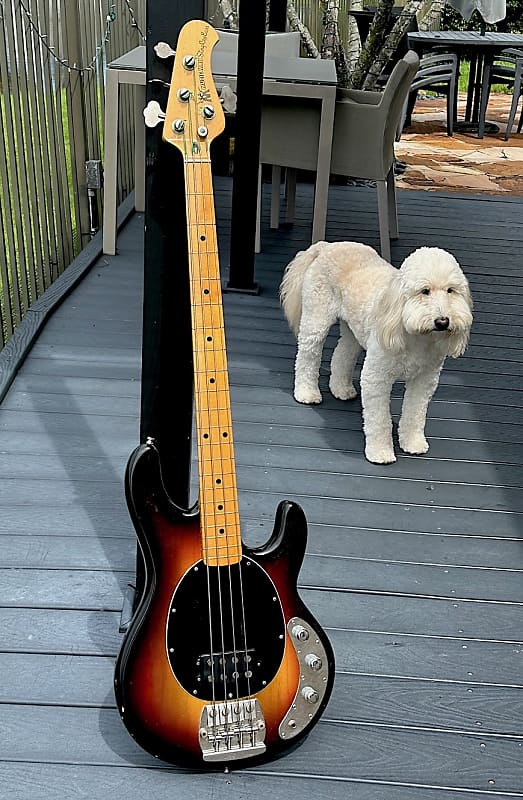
(200, 235), (206, 241)
(203, 433), (209, 439)
(207, 336), (212, 342)
(219, 528), (224, 534)
(222, 432), (228, 438)
(216, 479), (222, 485)
(217, 505), (223, 510)
(210, 378), (215, 384)
(203, 288), (209, 294)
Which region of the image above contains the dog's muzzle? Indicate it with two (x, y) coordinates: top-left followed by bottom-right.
(434, 317), (450, 331)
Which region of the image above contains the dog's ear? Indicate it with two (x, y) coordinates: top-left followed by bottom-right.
(375, 272), (406, 353)
(447, 328), (470, 358)
(447, 281), (473, 358)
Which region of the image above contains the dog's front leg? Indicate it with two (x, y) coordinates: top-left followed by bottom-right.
(398, 369), (441, 455)
(360, 353), (396, 464)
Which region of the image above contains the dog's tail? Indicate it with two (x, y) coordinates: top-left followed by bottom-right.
(280, 241), (329, 335)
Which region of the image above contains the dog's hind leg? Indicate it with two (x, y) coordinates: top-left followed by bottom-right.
(329, 321), (360, 400)
(398, 369), (441, 455)
(294, 313), (335, 405)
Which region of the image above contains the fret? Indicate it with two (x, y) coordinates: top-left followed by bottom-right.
(183, 156), (242, 566)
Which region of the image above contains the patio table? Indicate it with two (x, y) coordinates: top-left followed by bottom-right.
(407, 30), (523, 136)
(102, 46), (337, 255)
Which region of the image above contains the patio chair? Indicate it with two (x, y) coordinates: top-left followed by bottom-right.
(259, 50), (420, 262)
(478, 48), (523, 140)
(399, 52), (458, 136)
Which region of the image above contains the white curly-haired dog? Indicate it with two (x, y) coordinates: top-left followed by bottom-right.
(280, 241), (473, 464)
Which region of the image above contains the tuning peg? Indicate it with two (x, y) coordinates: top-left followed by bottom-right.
(143, 100), (166, 128)
(154, 41), (175, 59)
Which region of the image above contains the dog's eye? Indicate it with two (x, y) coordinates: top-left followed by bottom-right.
(421, 288), (430, 295)
(447, 287), (454, 293)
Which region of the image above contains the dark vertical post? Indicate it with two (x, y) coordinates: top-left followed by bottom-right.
(226, 2), (266, 292)
(134, 1), (204, 601)
(268, 0), (287, 32)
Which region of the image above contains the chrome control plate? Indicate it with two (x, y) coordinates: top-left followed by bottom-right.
(278, 616), (330, 740)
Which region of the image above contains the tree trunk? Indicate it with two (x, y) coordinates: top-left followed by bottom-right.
(349, 0), (394, 89)
(321, 0), (350, 86)
(346, 0), (364, 74)
(287, 1), (319, 58)
(417, 0), (445, 31)
(217, 0), (238, 29)
(362, 0), (423, 90)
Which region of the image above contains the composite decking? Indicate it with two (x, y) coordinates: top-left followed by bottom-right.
(1, 178), (522, 799)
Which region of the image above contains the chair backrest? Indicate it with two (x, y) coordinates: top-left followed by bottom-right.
(490, 48), (523, 86)
(215, 29), (240, 53)
(397, 51), (457, 137)
(215, 29), (301, 58)
(410, 52), (457, 93)
(265, 31), (301, 58)
(331, 50), (420, 180)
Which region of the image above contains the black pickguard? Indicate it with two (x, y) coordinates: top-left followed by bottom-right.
(167, 559), (286, 700)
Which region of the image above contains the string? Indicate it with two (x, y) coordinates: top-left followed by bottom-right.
(174, 26), (262, 748)
(184, 54), (231, 746)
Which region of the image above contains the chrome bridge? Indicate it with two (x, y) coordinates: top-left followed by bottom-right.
(199, 699), (266, 762)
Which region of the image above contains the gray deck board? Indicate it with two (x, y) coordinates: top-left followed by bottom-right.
(1, 180), (522, 798)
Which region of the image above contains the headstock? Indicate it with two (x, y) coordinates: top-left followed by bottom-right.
(159, 21), (225, 162)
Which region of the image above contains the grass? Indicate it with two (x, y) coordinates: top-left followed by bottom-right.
(458, 59), (513, 94)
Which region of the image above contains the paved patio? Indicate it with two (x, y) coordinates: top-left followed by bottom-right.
(396, 92), (523, 195)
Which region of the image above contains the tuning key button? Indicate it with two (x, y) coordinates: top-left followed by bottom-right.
(301, 686), (319, 704)
(143, 101), (166, 128)
(291, 624), (309, 642)
(305, 653), (322, 671)
(154, 41), (176, 59)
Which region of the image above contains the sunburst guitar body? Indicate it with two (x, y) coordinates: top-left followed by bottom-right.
(114, 20), (334, 768)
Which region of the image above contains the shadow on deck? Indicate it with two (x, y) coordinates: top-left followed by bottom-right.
(0, 178), (522, 798)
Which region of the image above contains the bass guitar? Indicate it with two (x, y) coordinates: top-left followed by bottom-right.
(114, 19), (334, 768)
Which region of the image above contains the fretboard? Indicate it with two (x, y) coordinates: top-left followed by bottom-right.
(184, 160), (241, 567)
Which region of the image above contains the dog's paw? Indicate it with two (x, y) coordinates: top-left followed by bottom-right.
(329, 378), (357, 401)
(294, 386), (322, 404)
(399, 434), (429, 455)
(365, 443), (396, 464)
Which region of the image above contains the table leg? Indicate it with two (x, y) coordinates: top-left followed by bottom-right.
(134, 85), (146, 213)
(465, 53), (477, 121)
(312, 88), (336, 244)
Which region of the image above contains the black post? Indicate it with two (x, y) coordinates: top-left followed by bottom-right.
(226, 2), (266, 292)
(268, 0), (287, 32)
(133, 1), (204, 602)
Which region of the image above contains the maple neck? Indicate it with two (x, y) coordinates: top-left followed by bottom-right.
(184, 160), (241, 568)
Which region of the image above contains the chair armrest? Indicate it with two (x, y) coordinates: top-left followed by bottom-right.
(336, 87), (382, 106)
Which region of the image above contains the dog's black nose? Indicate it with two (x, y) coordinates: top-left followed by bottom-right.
(434, 317), (450, 330)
